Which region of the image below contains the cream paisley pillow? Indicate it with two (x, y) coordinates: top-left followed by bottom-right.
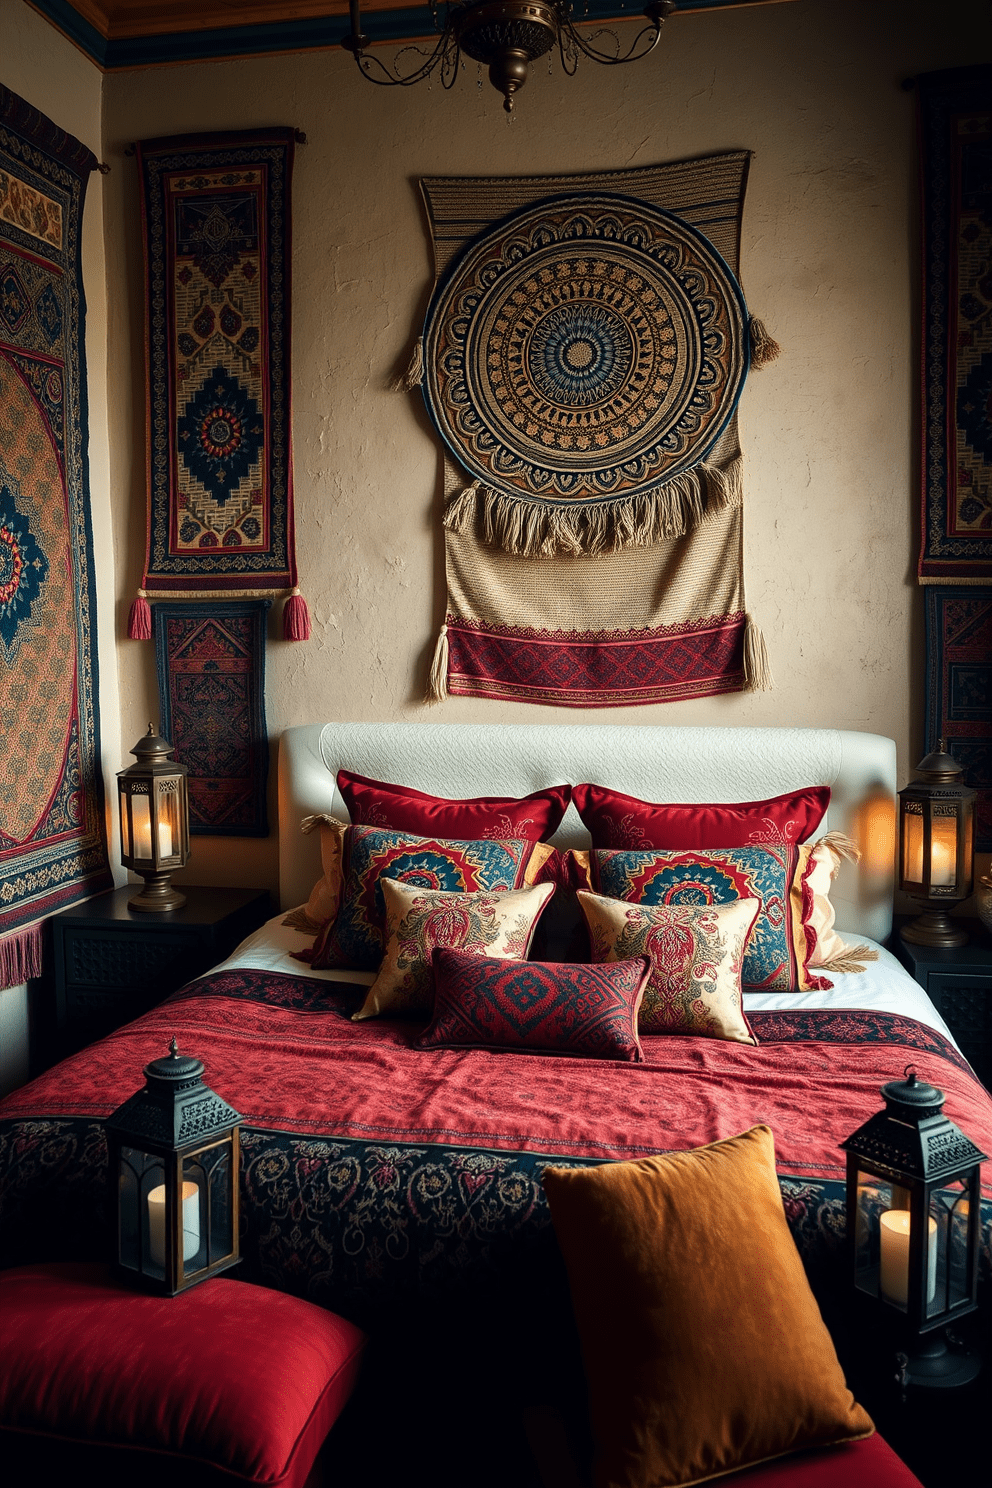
(353, 879), (554, 1021)
(578, 890), (760, 1044)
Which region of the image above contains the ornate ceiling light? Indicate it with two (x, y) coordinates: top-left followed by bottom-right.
(342, 0), (677, 114)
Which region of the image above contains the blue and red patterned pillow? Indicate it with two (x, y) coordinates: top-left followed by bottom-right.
(309, 826), (552, 971)
(419, 948), (651, 1062)
(572, 844), (832, 993)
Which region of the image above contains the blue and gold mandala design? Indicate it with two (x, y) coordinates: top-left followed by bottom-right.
(177, 365), (263, 504)
(0, 477), (49, 663)
(423, 193), (748, 506)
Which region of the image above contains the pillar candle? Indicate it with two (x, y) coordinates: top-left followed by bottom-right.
(879, 1209), (937, 1308)
(147, 1181), (200, 1269)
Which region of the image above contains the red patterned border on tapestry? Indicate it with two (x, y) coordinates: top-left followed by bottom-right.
(445, 612), (747, 707)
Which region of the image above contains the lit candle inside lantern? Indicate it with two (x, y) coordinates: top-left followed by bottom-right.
(133, 814), (173, 860)
(929, 818), (957, 887)
(147, 1181), (200, 1269)
(879, 1210), (937, 1307)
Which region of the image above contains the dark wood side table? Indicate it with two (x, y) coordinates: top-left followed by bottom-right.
(48, 885), (272, 1059)
(891, 918), (992, 1090)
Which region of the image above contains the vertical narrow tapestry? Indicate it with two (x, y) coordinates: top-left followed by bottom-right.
(925, 587), (992, 852)
(153, 601), (270, 837)
(0, 85), (111, 986)
(917, 66), (992, 583)
(404, 153), (778, 707)
(133, 129), (308, 640)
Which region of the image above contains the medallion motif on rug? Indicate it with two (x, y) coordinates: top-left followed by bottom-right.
(0, 84), (111, 985)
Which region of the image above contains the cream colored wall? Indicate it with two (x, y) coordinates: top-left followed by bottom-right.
(2, 0), (123, 1093)
(95, 0), (990, 899)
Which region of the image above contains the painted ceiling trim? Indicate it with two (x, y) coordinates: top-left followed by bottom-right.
(27, 0), (792, 69)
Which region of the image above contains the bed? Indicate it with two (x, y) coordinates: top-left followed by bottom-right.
(1, 724), (990, 1483)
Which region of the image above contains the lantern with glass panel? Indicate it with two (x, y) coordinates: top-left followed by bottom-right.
(106, 1039), (240, 1296)
(842, 1068), (985, 1386)
(117, 725), (190, 912)
(898, 741), (975, 948)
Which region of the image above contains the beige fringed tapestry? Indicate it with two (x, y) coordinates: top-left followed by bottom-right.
(405, 152), (778, 706)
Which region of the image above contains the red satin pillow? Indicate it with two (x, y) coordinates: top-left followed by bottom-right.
(572, 783), (830, 850)
(338, 770), (571, 842)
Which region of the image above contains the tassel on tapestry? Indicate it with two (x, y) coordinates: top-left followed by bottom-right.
(411, 152), (778, 707)
(132, 129), (309, 639)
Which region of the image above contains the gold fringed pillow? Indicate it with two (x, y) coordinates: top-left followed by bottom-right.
(282, 815), (346, 934)
(577, 890), (759, 1043)
(806, 833), (880, 975)
(353, 878), (554, 1021)
(542, 1126), (873, 1488)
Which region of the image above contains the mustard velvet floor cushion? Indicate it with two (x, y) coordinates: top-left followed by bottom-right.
(543, 1125), (873, 1488)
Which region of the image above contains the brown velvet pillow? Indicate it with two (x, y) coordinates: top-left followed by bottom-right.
(542, 1126), (872, 1488)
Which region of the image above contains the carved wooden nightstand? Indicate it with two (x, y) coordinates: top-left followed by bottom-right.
(49, 885), (272, 1058)
(892, 919), (992, 1090)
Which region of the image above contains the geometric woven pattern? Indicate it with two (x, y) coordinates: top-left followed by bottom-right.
(421, 947), (648, 1061)
(924, 585), (992, 851)
(917, 66), (992, 581)
(424, 193), (747, 508)
(153, 600), (270, 836)
(136, 129), (298, 597)
(0, 84), (111, 979)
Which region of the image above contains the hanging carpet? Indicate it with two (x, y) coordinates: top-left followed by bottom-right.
(916, 66), (992, 584)
(411, 152), (775, 707)
(153, 601), (270, 837)
(0, 85), (112, 988)
(132, 129), (309, 640)
(924, 586), (992, 852)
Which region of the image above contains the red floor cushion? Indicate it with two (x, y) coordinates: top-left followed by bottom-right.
(0, 1262), (365, 1487)
(728, 1433), (924, 1486)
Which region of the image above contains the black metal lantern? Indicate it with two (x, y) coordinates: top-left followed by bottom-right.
(898, 740), (976, 948)
(117, 725), (190, 912)
(841, 1067), (986, 1387)
(106, 1039), (241, 1296)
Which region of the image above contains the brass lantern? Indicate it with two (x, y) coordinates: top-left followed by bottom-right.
(118, 725), (190, 911)
(841, 1068), (986, 1387)
(106, 1039), (241, 1296)
(898, 740), (976, 947)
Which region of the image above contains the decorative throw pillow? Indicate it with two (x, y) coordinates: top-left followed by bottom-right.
(542, 1126), (873, 1488)
(578, 891), (758, 1043)
(283, 814), (347, 933)
(573, 843), (832, 992)
(806, 833), (879, 974)
(309, 826), (553, 971)
(419, 947), (651, 1061)
(353, 879), (553, 1020)
(338, 770), (571, 842)
(572, 782), (830, 850)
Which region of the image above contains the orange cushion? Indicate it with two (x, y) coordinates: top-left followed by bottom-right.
(542, 1125), (873, 1488)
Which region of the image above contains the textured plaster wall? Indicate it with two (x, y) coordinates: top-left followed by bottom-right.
(1, 0), (123, 1092)
(93, 0), (989, 897)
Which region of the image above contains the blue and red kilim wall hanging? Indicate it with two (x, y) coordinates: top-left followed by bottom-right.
(0, 85), (112, 986)
(130, 128), (309, 641)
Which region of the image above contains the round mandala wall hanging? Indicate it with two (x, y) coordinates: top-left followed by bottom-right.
(422, 192), (750, 555)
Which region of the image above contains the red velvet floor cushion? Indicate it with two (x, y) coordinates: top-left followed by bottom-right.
(729, 1433), (924, 1486)
(0, 1263), (365, 1487)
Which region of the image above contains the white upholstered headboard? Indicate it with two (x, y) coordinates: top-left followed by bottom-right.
(277, 724), (897, 942)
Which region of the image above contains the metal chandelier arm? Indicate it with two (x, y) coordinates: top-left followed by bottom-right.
(563, 0), (675, 65)
(342, 0), (459, 86)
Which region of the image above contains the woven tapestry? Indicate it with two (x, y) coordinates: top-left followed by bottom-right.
(406, 154), (776, 707)
(133, 130), (309, 640)
(153, 601), (270, 837)
(0, 85), (112, 987)
(925, 587), (992, 852)
(918, 66), (992, 583)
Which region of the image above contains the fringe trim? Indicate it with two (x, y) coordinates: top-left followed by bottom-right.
(425, 624), (449, 704)
(0, 924), (43, 990)
(743, 614), (774, 692)
(283, 907), (321, 933)
(818, 831), (863, 872)
(127, 589), (152, 640)
(749, 317), (782, 369)
(816, 942), (879, 975)
(391, 336), (424, 391)
(300, 813), (346, 835)
(442, 456), (744, 558)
